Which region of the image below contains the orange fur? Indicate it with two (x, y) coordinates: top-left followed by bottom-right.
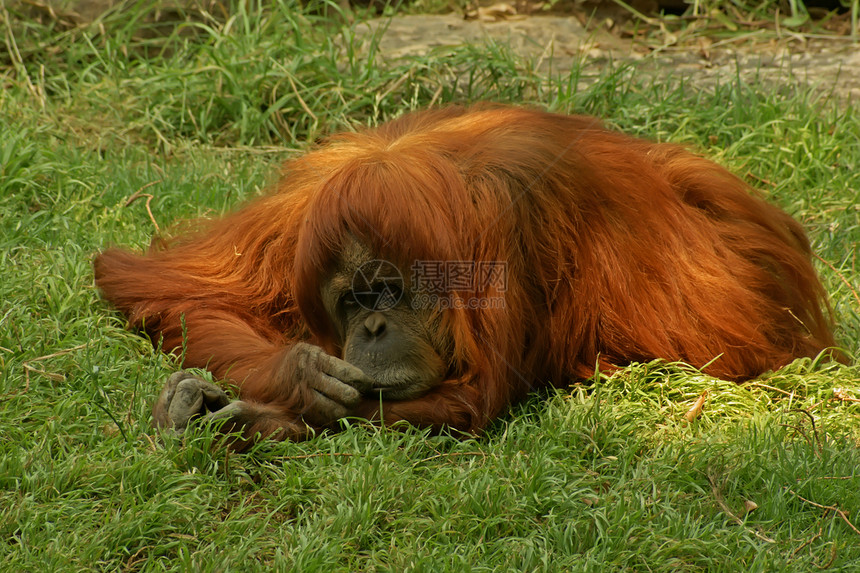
(94, 105), (837, 442)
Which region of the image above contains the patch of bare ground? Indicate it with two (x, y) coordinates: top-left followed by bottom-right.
(359, 12), (860, 103)
(32, 1), (860, 102)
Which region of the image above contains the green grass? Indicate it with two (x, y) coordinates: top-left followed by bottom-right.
(2, 1), (859, 571)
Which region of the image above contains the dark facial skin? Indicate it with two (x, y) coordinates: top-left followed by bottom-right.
(151, 239), (452, 439)
(320, 239), (450, 400)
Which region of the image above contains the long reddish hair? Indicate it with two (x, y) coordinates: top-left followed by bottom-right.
(95, 105), (838, 437)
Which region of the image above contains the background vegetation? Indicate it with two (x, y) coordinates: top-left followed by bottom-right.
(1, 0), (858, 570)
